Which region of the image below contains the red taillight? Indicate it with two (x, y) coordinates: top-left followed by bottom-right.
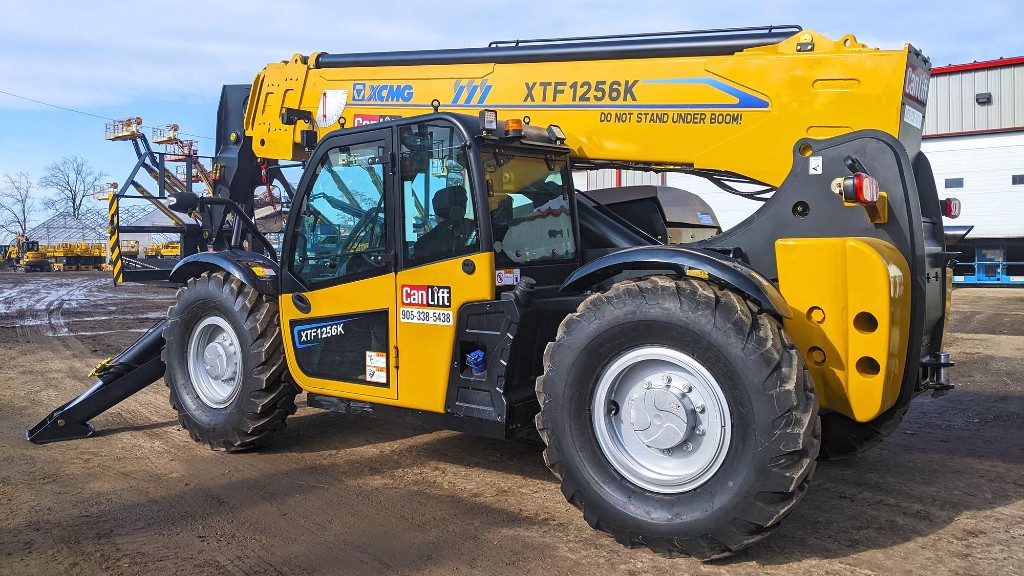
(943, 197), (961, 219)
(840, 172), (880, 205)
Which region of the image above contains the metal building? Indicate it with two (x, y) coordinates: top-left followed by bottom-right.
(922, 56), (1024, 285)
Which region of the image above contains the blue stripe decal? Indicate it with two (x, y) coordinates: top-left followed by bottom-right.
(293, 316), (361, 349)
(641, 78), (769, 109)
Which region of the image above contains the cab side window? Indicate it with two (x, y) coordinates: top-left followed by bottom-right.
(292, 141), (389, 287)
(399, 123), (479, 266)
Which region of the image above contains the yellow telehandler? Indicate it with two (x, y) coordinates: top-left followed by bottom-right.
(30, 26), (959, 559)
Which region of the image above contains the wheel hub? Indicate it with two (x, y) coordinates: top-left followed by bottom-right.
(203, 336), (237, 381)
(187, 316), (243, 409)
(591, 347), (732, 494)
(627, 377), (695, 450)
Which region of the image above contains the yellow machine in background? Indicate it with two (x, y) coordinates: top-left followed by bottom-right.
(142, 241), (182, 259)
(159, 241), (181, 258)
(120, 239), (140, 259)
(4, 235), (51, 272)
(31, 26), (957, 560)
(21, 244), (51, 272)
(49, 242), (106, 271)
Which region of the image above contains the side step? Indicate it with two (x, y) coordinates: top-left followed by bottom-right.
(27, 319), (168, 444)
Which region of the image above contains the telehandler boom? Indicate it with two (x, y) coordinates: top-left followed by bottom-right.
(29, 25), (957, 559)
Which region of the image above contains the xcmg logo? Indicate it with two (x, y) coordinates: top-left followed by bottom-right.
(351, 82), (415, 103)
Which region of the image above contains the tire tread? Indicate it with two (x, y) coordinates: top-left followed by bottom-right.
(163, 271), (297, 452)
(535, 276), (820, 560)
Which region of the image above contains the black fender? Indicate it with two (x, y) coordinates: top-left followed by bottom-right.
(169, 250), (280, 296)
(560, 245), (790, 318)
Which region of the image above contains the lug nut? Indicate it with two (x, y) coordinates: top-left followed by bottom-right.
(694, 425), (706, 436)
(661, 374), (672, 386)
(681, 442), (693, 452)
(695, 404), (705, 413)
(661, 448), (673, 456)
(680, 383), (692, 393)
(643, 380), (652, 389)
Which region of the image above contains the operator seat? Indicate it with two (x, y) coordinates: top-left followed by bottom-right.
(412, 185), (475, 263)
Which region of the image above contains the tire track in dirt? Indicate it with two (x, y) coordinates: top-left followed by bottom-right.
(4, 275), (1024, 576)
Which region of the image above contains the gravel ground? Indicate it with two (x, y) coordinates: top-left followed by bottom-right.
(1, 272), (1021, 575)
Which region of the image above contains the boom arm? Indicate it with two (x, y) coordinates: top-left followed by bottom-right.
(245, 26), (929, 187)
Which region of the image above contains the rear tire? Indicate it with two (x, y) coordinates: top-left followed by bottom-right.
(819, 403), (909, 459)
(163, 271), (298, 451)
(535, 276), (820, 559)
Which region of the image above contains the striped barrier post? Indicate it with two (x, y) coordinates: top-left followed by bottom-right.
(108, 191), (123, 285)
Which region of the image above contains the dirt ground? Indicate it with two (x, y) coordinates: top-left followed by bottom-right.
(1, 272), (1021, 575)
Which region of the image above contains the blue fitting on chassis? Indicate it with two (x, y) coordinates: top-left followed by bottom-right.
(466, 350), (487, 375)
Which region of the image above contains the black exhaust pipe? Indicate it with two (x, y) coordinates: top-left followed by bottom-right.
(27, 319), (168, 444)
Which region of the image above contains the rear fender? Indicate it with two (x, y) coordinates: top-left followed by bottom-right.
(169, 250), (279, 295)
(560, 245), (790, 318)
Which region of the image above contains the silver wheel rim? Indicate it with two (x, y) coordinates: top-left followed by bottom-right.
(591, 346), (731, 493)
(187, 315), (242, 409)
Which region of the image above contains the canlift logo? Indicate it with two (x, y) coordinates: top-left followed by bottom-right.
(904, 64), (930, 105)
(401, 285), (452, 308)
(351, 82), (415, 103)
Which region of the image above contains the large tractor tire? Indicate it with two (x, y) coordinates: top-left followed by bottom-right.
(819, 403), (910, 460)
(163, 271), (298, 451)
(535, 276), (820, 559)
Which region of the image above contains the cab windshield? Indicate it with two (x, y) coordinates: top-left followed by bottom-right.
(482, 152), (576, 265)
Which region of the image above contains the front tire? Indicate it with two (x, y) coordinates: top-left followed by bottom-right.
(163, 271), (297, 451)
(535, 276), (820, 559)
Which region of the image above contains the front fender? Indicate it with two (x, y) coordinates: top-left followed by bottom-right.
(169, 250), (279, 295)
(561, 246), (790, 318)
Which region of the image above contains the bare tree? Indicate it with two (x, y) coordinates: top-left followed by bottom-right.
(39, 156), (106, 219)
(0, 172), (40, 240)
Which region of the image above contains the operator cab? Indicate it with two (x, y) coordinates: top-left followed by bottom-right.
(280, 112), (580, 294)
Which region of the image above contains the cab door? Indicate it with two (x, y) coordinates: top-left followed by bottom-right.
(279, 130), (399, 400)
(393, 120), (495, 413)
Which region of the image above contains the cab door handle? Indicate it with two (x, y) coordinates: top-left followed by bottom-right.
(292, 292), (312, 314)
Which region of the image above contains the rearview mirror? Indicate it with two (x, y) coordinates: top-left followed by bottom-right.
(254, 185), (284, 234)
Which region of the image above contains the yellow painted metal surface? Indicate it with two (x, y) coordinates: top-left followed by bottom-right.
(776, 238), (911, 422)
(394, 252), (495, 413)
(280, 273), (399, 400)
(279, 252), (495, 412)
(247, 30), (914, 187)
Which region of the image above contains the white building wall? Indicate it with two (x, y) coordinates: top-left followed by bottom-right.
(921, 131), (1024, 238)
(925, 64), (1024, 135)
(572, 169), (663, 191)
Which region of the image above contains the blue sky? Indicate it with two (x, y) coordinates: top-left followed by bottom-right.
(1, 0), (1021, 229)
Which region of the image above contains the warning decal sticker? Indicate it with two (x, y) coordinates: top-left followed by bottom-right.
(365, 351), (387, 384)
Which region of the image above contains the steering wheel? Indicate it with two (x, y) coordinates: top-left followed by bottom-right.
(341, 204), (381, 253)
